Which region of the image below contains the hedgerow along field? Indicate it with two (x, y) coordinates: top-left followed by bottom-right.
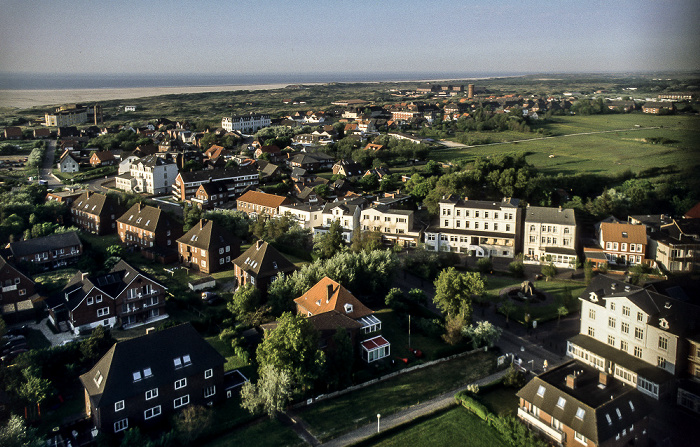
(429, 114), (700, 176)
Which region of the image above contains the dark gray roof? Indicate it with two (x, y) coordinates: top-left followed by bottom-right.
(178, 165), (257, 184)
(177, 219), (239, 252)
(524, 206), (576, 226)
(233, 240), (296, 279)
(439, 196), (520, 209)
(517, 359), (651, 444)
(71, 192), (123, 217)
(116, 203), (178, 233)
(136, 154), (176, 167)
(9, 231), (82, 257)
(79, 323), (224, 408)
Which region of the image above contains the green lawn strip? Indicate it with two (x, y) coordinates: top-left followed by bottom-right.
(300, 350), (496, 442)
(355, 405), (507, 447)
(478, 382), (520, 417)
(205, 335), (250, 372)
(25, 328), (51, 349)
(202, 415), (304, 447)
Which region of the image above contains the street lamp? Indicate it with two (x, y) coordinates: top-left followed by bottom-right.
(377, 414), (381, 433)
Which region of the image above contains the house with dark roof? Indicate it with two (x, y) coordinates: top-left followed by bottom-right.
(45, 259), (167, 334)
(517, 359), (651, 447)
(115, 154), (178, 195)
(79, 324), (225, 434)
(8, 231), (83, 269)
(0, 255), (39, 316)
(3, 127), (23, 140)
(116, 203), (182, 261)
(332, 159), (365, 179)
(89, 150), (116, 167)
(236, 190), (294, 218)
(314, 197), (368, 243)
(177, 219), (240, 274)
(232, 240), (296, 294)
(288, 151), (334, 172)
(189, 180), (233, 210)
(171, 166), (258, 201)
(294, 277), (389, 363)
(46, 189), (85, 205)
(70, 191), (126, 235)
(648, 219), (700, 273)
(58, 151), (80, 173)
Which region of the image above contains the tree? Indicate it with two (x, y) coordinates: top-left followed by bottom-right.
(477, 257), (493, 274)
(0, 415), (43, 447)
(80, 325), (115, 364)
(442, 313), (466, 345)
(384, 287), (404, 309)
(241, 364), (292, 418)
(18, 368), (54, 418)
(313, 220), (344, 259)
(227, 284), (266, 327)
(433, 267), (485, 321)
(557, 306), (568, 327)
(0, 315), (5, 339)
(508, 259), (524, 277)
(325, 329), (354, 389)
(255, 312), (324, 390)
(500, 300), (516, 325)
(350, 229), (381, 253)
(407, 288), (428, 306)
(175, 405), (213, 444)
(106, 244), (124, 258)
(462, 320), (502, 349)
(584, 260), (594, 285)
(541, 263), (557, 281)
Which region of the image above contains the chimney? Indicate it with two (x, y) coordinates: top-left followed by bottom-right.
(565, 373), (578, 390)
(326, 283), (333, 303)
(599, 371), (610, 387)
(558, 206), (562, 212)
(199, 219), (204, 230)
(86, 190), (91, 198)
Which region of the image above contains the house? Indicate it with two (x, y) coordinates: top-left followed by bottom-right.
(332, 160), (365, 179)
(566, 275), (700, 400)
(364, 143), (384, 152)
(116, 203), (182, 260)
(189, 180), (233, 210)
(3, 127), (23, 140)
(648, 219), (700, 273)
(177, 219), (240, 274)
(58, 152), (80, 173)
(70, 191), (126, 235)
(678, 335), (700, 414)
(254, 145), (283, 162)
(171, 166), (258, 202)
(46, 189), (85, 205)
(517, 359), (651, 447)
(288, 152), (335, 172)
(232, 240), (296, 294)
(118, 154), (140, 175)
(8, 231), (83, 269)
(360, 206), (421, 247)
(45, 105), (88, 127)
(235, 190), (294, 218)
(115, 155), (179, 195)
(522, 206), (578, 268)
(0, 255), (39, 316)
(684, 202), (700, 219)
(314, 197), (368, 243)
(294, 277), (389, 363)
(89, 150), (116, 167)
(222, 113), (271, 133)
(79, 324), (225, 434)
(641, 102), (674, 114)
(597, 222), (648, 266)
(278, 203), (323, 230)
(423, 196), (522, 258)
(33, 128), (51, 139)
(45, 260), (167, 334)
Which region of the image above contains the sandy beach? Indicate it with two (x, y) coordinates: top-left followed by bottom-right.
(0, 83), (294, 110)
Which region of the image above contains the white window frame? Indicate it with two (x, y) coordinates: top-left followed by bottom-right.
(114, 418), (128, 433)
(204, 368), (213, 379)
(115, 400), (125, 412)
(145, 388), (158, 400)
(173, 394), (190, 409)
(174, 378), (187, 390)
(144, 405), (161, 420)
(204, 385), (216, 398)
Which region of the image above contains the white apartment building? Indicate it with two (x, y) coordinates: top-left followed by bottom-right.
(522, 206), (578, 268)
(424, 196), (522, 258)
(221, 113), (271, 134)
(115, 154), (178, 195)
(360, 206), (421, 247)
(566, 275), (690, 400)
(278, 203), (323, 230)
(313, 197), (368, 243)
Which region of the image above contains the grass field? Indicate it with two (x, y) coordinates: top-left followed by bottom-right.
(300, 350), (496, 441)
(359, 406), (507, 447)
(202, 416), (303, 447)
(430, 114), (700, 176)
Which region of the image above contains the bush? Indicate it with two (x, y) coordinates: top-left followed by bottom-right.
(455, 391), (489, 421)
(508, 260), (524, 277)
(477, 257), (493, 274)
(503, 365), (526, 388)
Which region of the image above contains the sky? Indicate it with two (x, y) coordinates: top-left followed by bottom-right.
(1, 0), (699, 77)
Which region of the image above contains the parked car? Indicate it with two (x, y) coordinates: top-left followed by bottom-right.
(5, 325), (29, 337)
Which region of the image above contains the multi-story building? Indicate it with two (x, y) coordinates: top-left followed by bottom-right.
(45, 260), (167, 334)
(678, 336), (700, 414)
(171, 166), (258, 202)
(221, 113), (271, 133)
(522, 206), (578, 268)
(598, 222), (647, 266)
(115, 155), (179, 195)
(116, 203), (182, 255)
(232, 240), (296, 294)
(8, 231), (83, 270)
(235, 190), (294, 218)
(517, 359), (651, 447)
(648, 219), (700, 273)
(70, 191), (126, 235)
(45, 105), (88, 127)
(278, 203), (323, 230)
(360, 206), (421, 247)
(566, 275), (700, 400)
(314, 197), (368, 243)
(176, 219), (240, 274)
(80, 324), (225, 434)
(424, 196), (522, 258)
(0, 255), (38, 316)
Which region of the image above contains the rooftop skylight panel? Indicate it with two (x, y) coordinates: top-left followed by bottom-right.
(556, 397), (566, 409)
(183, 355), (191, 366)
(576, 407), (585, 419)
(536, 385), (546, 397)
(133, 371), (142, 382)
(174, 357), (182, 369)
(143, 367), (153, 378)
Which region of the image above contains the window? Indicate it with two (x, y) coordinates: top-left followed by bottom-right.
(114, 418), (128, 433)
(144, 405), (161, 420)
(621, 322), (629, 334)
(608, 335), (615, 346)
(205, 369), (213, 379)
(622, 306), (630, 317)
(637, 311), (644, 322)
(659, 336), (668, 351)
(87, 297), (94, 305)
(588, 327), (595, 337)
(146, 388), (158, 400)
(634, 346), (642, 358)
(115, 400), (125, 412)
(173, 395), (190, 409)
(96, 295), (102, 303)
(204, 385), (216, 398)
(94, 371), (103, 387)
(97, 307), (109, 317)
(574, 431), (587, 444)
(536, 385), (546, 397)
(657, 357), (667, 368)
(634, 327), (644, 340)
(608, 317), (616, 328)
(556, 396), (566, 409)
(621, 340), (628, 352)
(589, 309), (596, 320)
(133, 371), (142, 382)
(575, 407), (585, 420)
(175, 378), (187, 390)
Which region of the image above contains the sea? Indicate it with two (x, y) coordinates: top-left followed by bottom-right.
(0, 71), (524, 90)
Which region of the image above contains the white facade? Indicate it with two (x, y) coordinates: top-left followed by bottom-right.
(45, 109), (88, 127)
(115, 156), (178, 195)
(118, 155), (139, 175)
(278, 204), (323, 230)
(58, 154), (80, 173)
(360, 207), (420, 246)
(221, 113), (271, 134)
(523, 206), (578, 268)
(313, 198), (366, 243)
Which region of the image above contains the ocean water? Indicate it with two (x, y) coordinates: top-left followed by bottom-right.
(0, 71), (523, 90)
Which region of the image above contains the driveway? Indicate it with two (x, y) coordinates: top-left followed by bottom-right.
(28, 317), (77, 347)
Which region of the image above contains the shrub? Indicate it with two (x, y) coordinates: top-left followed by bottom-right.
(455, 391), (489, 420)
(503, 365), (526, 388)
(508, 260), (524, 277)
(477, 257), (493, 274)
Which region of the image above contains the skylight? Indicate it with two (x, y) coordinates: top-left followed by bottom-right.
(536, 385), (546, 397)
(143, 367), (153, 378)
(606, 414), (612, 425)
(174, 357), (182, 369)
(183, 355), (191, 366)
(94, 371), (103, 387)
(576, 407), (585, 420)
(629, 401), (635, 411)
(616, 408), (622, 419)
(133, 371), (142, 382)
(556, 397), (566, 409)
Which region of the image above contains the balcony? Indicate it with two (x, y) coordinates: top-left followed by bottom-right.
(517, 408), (564, 444)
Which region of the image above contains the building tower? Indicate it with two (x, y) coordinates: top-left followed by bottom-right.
(468, 84), (475, 100)
(94, 104), (103, 125)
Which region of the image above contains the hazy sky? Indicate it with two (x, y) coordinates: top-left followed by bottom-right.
(1, 0), (698, 76)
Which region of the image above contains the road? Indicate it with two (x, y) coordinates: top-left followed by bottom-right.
(39, 139), (63, 188)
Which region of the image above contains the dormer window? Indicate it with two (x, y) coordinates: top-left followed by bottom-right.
(589, 292), (599, 303)
(659, 318), (669, 329)
(133, 371), (142, 382)
(316, 300), (321, 306)
(536, 385), (546, 397)
(143, 367), (153, 378)
(622, 232), (628, 238)
(556, 396), (566, 409)
(575, 407), (585, 420)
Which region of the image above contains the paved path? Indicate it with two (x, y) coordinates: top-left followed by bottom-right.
(27, 317), (76, 347)
(318, 368), (511, 447)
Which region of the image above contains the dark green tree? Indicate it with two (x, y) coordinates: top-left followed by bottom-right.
(313, 220), (345, 259)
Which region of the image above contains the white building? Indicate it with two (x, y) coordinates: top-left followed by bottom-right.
(115, 154), (178, 195)
(522, 206), (578, 268)
(424, 196), (522, 258)
(313, 197), (368, 243)
(221, 113), (271, 134)
(360, 206), (421, 247)
(58, 153), (80, 173)
(278, 203), (323, 230)
(118, 155), (140, 175)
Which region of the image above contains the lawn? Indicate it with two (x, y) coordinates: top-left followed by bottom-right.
(300, 350), (496, 441)
(430, 114), (700, 176)
(358, 405), (507, 447)
(202, 416), (303, 447)
(33, 268), (79, 296)
(478, 382), (519, 417)
(205, 335), (250, 372)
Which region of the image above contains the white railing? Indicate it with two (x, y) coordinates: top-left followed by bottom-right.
(518, 408), (564, 443)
